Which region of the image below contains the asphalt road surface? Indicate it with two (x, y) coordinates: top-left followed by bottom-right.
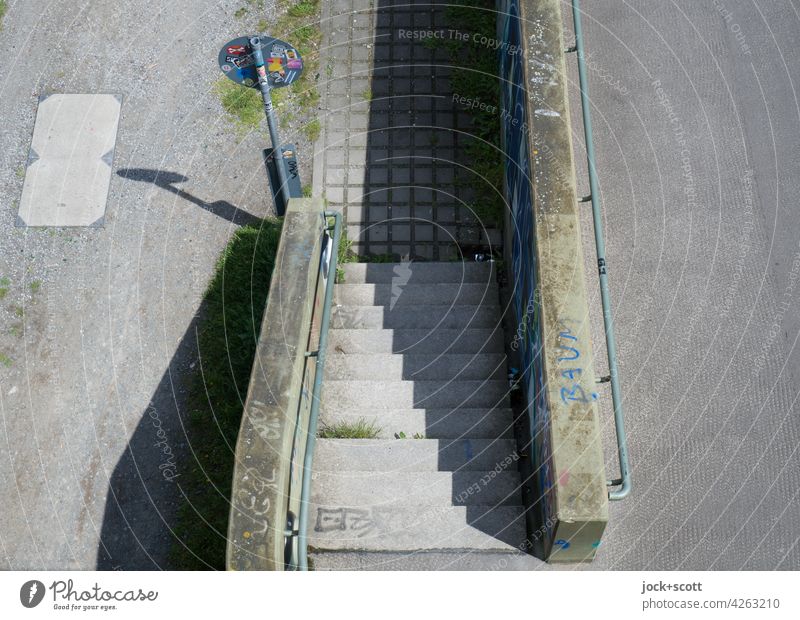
(567, 0), (800, 569)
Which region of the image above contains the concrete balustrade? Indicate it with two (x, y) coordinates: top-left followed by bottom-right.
(226, 198), (328, 571)
(500, 0), (609, 562)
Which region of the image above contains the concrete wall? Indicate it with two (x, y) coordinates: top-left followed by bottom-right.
(226, 198), (329, 570)
(499, 0), (609, 562)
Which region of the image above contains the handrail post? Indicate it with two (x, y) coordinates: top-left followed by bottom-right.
(296, 210), (342, 569)
(571, 0), (631, 500)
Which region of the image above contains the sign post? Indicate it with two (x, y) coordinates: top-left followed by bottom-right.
(218, 35), (305, 215)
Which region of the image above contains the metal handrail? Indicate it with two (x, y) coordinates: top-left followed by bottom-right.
(568, 0), (631, 500)
(295, 210), (342, 569)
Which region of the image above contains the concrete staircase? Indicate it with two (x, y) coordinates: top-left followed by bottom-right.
(309, 261), (531, 569)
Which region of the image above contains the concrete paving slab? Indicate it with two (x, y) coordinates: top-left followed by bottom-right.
(17, 94), (121, 227)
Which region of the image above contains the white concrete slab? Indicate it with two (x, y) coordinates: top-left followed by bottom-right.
(17, 94), (121, 227)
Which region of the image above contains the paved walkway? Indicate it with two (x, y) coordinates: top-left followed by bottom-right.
(314, 0), (500, 260)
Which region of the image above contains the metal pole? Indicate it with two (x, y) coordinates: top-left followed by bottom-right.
(250, 36), (291, 207)
(297, 211), (342, 570)
(571, 0), (631, 500)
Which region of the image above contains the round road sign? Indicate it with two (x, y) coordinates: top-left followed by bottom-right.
(218, 36), (304, 88)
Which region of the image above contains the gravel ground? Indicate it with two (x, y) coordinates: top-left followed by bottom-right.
(0, 0), (321, 569)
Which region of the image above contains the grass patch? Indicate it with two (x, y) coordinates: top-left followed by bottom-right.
(0, 288), (7, 300)
(169, 219), (283, 570)
(0, 1), (7, 31)
(287, 0), (317, 18)
(0, 353), (12, 368)
(234, 7), (248, 19)
(319, 419), (381, 439)
(335, 222), (357, 282)
(359, 253), (394, 263)
(214, 78), (263, 131)
(302, 184), (312, 198)
(302, 118), (321, 141)
(29, 280), (41, 294)
(270, 1), (323, 137)
(361, 88), (372, 102)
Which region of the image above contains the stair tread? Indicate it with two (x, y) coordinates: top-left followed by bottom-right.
(315, 438), (518, 472)
(308, 550), (541, 570)
(311, 470), (523, 506)
(334, 283), (498, 306)
(307, 504), (526, 552)
(328, 328), (504, 354)
(323, 379), (510, 410)
(331, 304), (503, 329)
(339, 262), (495, 284)
(324, 353), (506, 381)
(320, 408), (514, 439)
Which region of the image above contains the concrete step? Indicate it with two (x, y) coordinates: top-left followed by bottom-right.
(334, 283), (498, 307)
(310, 470), (523, 506)
(328, 328), (504, 354)
(324, 353), (507, 381)
(307, 505), (526, 552)
(319, 408), (514, 439)
(309, 550), (541, 571)
(322, 380), (509, 409)
(339, 262), (494, 284)
(331, 304), (503, 329)
(314, 438), (518, 472)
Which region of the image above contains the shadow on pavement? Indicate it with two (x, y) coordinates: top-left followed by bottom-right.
(97, 216), (282, 569)
(116, 168), (262, 228)
(97, 316), (203, 569)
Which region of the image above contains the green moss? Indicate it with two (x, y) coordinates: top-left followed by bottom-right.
(445, 0), (504, 227)
(169, 219), (283, 569)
